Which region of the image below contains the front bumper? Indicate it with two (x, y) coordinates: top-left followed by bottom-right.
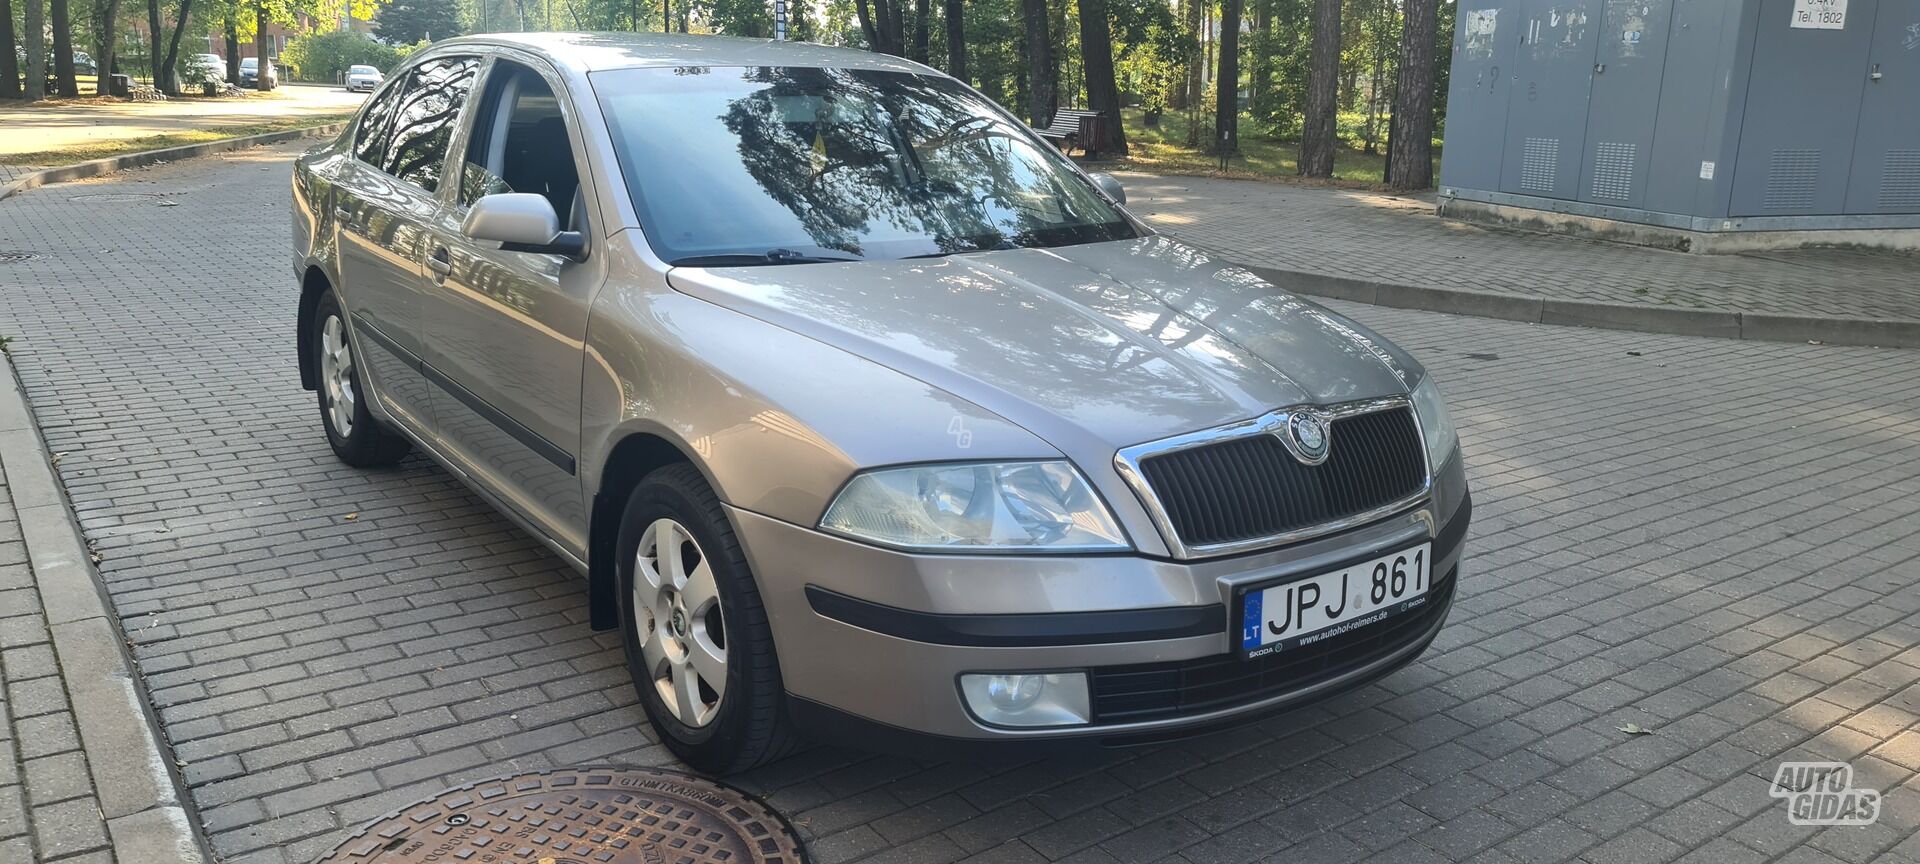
(732, 454), (1470, 748)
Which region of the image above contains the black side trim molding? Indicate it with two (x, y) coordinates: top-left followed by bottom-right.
(806, 586), (1224, 647)
(350, 313), (423, 372)
(350, 312), (577, 476)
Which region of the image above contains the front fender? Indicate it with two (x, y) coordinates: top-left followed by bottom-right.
(578, 245), (1057, 530)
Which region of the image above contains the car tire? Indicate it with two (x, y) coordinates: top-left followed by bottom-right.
(312, 290), (411, 468)
(617, 463), (798, 775)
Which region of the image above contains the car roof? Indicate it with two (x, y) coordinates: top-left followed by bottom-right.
(430, 32), (934, 76)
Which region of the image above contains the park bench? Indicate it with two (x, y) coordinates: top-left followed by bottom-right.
(1034, 109), (1107, 158)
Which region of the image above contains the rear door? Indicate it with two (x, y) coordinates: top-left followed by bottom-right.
(334, 74), (439, 433)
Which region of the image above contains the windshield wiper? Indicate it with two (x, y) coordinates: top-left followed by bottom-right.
(670, 249), (863, 267)
(902, 237), (1020, 259)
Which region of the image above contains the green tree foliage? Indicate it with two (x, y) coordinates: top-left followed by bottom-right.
(283, 27), (423, 79)
(376, 0), (462, 42)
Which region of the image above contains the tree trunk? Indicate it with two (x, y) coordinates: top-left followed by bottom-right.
(224, 17), (240, 83)
(856, 0), (906, 55)
(1249, 0), (1269, 124)
(1075, 0), (1127, 157)
(1299, 0), (1340, 176)
(94, 0), (124, 100)
(254, 4), (270, 90)
(49, 0), (75, 95)
(148, 0), (163, 83)
(23, 0), (43, 99)
(0, 0), (19, 99)
(909, 0), (930, 63)
(1020, 0), (1055, 125)
(1386, 0), (1437, 189)
(943, 0), (966, 82)
(1215, 0), (1241, 154)
(159, 0), (194, 95)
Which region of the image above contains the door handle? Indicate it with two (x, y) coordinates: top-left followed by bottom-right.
(426, 247), (452, 281)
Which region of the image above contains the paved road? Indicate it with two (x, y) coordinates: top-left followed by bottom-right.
(0, 84), (365, 161)
(0, 144), (1918, 864)
(1120, 173), (1920, 322)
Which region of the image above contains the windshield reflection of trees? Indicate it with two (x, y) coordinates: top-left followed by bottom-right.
(720, 66), (1127, 259)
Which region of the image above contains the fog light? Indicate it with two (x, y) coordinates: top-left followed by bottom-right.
(959, 672), (1090, 728)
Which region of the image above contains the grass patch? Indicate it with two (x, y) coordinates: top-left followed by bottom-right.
(1, 114), (352, 166)
(1105, 107), (1439, 188)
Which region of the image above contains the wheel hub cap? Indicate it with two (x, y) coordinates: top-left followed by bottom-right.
(633, 518), (727, 728)
(319, 314), (356, 438)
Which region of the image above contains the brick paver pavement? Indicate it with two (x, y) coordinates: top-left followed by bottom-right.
(0, 166), (48, 186)
(0, 461), (116, 863)
(0, 144), (1917, 864)
(1121, 173), (1920, 321)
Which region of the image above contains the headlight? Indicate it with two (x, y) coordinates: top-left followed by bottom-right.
(820, 461), (1128, 552)
(1410, 375), (1458, 471)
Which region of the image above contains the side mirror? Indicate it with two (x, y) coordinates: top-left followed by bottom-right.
(1088, 172), (1126, 205)
(462, 192), (587, 259)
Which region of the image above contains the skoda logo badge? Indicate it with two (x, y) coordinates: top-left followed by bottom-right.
(1286, 413), (1331, 464)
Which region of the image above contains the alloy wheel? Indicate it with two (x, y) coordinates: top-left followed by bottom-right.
(634, 517), (728, 727)
(320, 314), (356, 438)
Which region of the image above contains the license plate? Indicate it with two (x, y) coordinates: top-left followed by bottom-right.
(1238, 542), (1432, 659)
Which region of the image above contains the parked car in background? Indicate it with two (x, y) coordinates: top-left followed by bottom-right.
(239, 56), (277, 87)
(291, 32), (1469, 775)
(11, 48), (98, 89)
(344, 64), (383, 92)
(181, 54), (227, 93)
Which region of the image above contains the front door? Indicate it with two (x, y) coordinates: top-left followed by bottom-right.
(420, 57), (600, 556)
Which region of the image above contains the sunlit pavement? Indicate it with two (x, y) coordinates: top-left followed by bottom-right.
(0, 144), (1916, 864)
(0, 83), (367, 161)
(1120, 172), (1920, 323)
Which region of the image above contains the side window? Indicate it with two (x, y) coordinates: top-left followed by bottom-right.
(457, 61), (585, 231)
(383, 56), (481, 193)
(352, 78), (403, 166)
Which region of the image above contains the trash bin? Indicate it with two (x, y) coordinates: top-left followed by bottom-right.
(108, 74), (132, 97)
(1076, 113), (1106, 160)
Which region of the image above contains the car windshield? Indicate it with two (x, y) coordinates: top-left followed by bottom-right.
(592, 65), (1138, 265)
(241, 59), (257, 69)
(350, 65), (377, 74)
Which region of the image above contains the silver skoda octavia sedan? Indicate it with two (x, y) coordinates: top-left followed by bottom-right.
(291, 32), (1470, 774)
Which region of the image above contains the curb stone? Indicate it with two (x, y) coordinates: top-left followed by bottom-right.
(0, 353), (211, 864)
(1240, 263), (1920, 349)
(0, 121), (347, 203)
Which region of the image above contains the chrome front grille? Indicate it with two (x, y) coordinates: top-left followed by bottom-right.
(1115, 399), (1430, 559)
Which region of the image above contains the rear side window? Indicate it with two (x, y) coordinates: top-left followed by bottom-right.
(382, 56), (481, 193)
(352, 78), (403, 166)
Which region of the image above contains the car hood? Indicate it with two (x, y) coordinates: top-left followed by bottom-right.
(665, 234), (1422, 452)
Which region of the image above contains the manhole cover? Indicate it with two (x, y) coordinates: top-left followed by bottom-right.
(67, 192), (161, 202)
(0, 251), (37, 263)
(314, 767), (807, 864)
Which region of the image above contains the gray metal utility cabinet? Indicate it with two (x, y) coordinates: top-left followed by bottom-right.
(1437, 0), (1920, 252)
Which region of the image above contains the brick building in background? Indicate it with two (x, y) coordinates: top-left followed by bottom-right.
(202, 14), (377, 69)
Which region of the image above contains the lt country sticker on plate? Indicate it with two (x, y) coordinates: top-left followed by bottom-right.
(1241, 543), (1432, 659)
